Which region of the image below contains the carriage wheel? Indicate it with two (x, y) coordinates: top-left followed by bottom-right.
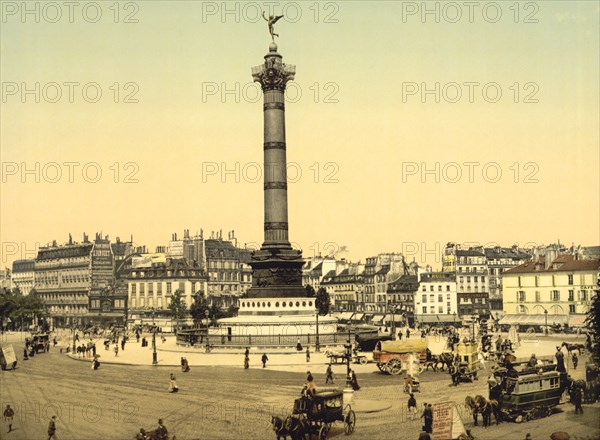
(376, 363), (386, 373)
(388, 359), (403, 375)
(344, 409), (356, 435)
(359, 357), (368, 365)
(526, 327), (535, 335)
(318, 424), (329, 440)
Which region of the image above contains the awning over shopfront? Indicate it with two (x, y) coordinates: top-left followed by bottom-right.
(415, 314), (461, 324)
(498, 314), (569, 326)
(372, 315), (385, 323)
(568, 314), (587, 327)
(351, 313), (365, 321)
(336, 312), (354, 320)
(383, 315), (404, 323)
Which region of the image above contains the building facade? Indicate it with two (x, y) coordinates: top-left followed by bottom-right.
(386, 274), (419, 326)
(127, 258), (208, 331)
(415, 272), (458, 316)
(485, 246), (531, 316)
(502, 254), (599, 319)
(11, 259), (35, 295)
(455, 248), (489, 318)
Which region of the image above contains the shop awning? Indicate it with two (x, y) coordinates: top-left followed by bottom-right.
(415, 314), (461, 324)
(498, 314), (569, 326)
(337, 312), (354, 320)
(383, 315), (404, 323)
(351, 313), (365, 321)
(372, 315), (385, 323)
(568, 315), (587, 327)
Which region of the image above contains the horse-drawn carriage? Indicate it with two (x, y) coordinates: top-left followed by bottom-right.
(292, 390), (355, 439)
(29, 333), (50, 353)
(273, 389), (355, 440)
(372, 340), (427, 375)
(450, 342), (479, 383)
(489, 362), (568, 422)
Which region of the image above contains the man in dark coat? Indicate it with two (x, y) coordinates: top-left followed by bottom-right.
(47, 415), (57, 440)
(421, 403), (433, 433)
(555, 347), (566, 373)
(572, 386), (584, 414)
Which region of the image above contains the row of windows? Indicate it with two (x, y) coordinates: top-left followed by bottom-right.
(459, 276), (486, 283)
(517, 289), (586, 302)
(458, 266), (486, 273)
(131, 297), (167, 308)
(241, 300), (314, 308)
(422, 306), (452, 314)
(421, 285), (453, 292)
(421, 294), (452, 303)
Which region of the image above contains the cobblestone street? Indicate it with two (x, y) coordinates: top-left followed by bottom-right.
(1, 332), (599, 440)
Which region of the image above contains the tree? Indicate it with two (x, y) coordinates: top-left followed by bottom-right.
(315, 287), (331, 316)
(585, 276), (600, 363)
(190, 291), (209, 326)
(209, 304), (223, 323)
(305, 285), (316, 298)
(168, 289), (187, 333)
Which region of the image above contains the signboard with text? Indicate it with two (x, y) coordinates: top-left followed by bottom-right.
(432, 402), (453, 440)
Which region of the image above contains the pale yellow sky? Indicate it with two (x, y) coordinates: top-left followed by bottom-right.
(1, 1), (598, 268)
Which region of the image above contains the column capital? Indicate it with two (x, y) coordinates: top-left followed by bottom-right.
(252, 48), (295, 92)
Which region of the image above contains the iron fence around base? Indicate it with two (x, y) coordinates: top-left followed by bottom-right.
(176, 331), (356, 348)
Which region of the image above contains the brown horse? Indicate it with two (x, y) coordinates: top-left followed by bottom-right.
(561, 342), (584, 355)
(465, 395), (500, 427)
(271, 416), (291, 440)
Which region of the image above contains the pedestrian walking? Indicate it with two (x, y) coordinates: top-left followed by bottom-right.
(408, 393), (417, 419)
(120, 337), (125, 351)
(23, 347), (28, 361)
(406, 328), (410, 339)
(244, 353), (250, 369)
(168, 373), (179, 393)
(572, 387), (584, 414)
(325, 364), (335, 384)
(261, 353), (269, 368)
(155, 419), (168, 440)
(3, 404), (14, 433)
(420, 403), (433, 433)
(114, 344), (119, 357)
(296, 338), (303, 351)
(47, 415), (57, 440)
(572, 353), (578, 370)
(53, 337), (57, 347)
(398, 330), (403, 340)
(350, 369), (360, 391)
(555, 347), (566, 373)
(92, 344), (96, 357)
(306, 347), (311, 362)
(92, 354), (100, 370)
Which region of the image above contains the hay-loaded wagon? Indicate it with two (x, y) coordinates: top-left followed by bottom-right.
(372, 340), (428, 375)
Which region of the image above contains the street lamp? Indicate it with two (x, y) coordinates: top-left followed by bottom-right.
(543, 308), (548, 336)
(205, 310), (210, 353)
(151, 308), (158, 365)
(344, 335), (352, 387)
(315, 311), (321, 353)
(391, 305), (397, 341)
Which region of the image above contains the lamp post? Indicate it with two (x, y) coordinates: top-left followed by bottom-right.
(391, 305), (397, 341)
(315, 311), (320, 352)
(72, 322), (76, 352)
(344, 336), (352, 387)
(544, 308), (548, 336)
(205, 310), (210, 353)
(151, 308), (157, 365)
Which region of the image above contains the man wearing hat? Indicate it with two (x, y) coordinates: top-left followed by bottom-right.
(555, 346), (566, 372)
